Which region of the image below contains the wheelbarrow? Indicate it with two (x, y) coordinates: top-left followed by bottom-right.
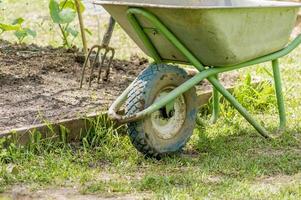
(95, 0), (301, 157)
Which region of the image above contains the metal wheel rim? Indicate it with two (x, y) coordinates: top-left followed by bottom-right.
(150, 87), (186, 140)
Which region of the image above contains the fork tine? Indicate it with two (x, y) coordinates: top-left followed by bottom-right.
(97, 48), (109, 84)
(103, 48), (115, 82)
(88, 47), (101, 88)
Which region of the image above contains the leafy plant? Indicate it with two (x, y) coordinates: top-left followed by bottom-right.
(13, 18), (37, 43)
(0, 17), (36, 43)
(220, 73), (277, 114)
(49, 0), (85, 48)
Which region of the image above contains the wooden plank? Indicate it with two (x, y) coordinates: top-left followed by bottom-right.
(0, 113), (101, 144)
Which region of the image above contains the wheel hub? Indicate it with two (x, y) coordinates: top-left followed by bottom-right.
(150, 87), (186, 140)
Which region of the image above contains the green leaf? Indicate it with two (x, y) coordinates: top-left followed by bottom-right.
(49, 0), (62, 24)
(59, 0), (85, 13)
(58, 8), (76, 24)
(49, 0), (76, 24)
(25, 28), (37, 37)
(0, 23), (20, 31)
(12, 17), (24, 25)
(66, 27), (78, 37)
(14, 29), (27, 40)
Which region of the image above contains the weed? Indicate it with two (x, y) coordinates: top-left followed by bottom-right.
(218, 73), (277, 117)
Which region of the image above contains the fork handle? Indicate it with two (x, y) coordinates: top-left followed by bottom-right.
(102, 17), (116, 47)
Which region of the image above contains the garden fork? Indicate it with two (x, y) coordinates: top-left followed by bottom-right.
(80, 17), (116, 88)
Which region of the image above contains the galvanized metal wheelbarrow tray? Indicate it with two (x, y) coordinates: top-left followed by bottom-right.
(95, 0), (301, 156)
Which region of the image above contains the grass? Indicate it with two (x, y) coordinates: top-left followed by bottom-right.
(1, 52), (301, 199)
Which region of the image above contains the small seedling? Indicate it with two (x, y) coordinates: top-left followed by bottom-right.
(0, 17), (36, 43)
(13, 18), (37, 43)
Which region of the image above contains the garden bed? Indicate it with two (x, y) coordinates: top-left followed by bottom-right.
(0, 40), (240, 133)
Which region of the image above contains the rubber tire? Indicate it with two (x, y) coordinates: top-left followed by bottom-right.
(125, 64), (198, 157)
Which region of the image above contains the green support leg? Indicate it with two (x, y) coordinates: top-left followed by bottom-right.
(272, 59), (286, 131)
(210, 75), (219, 124)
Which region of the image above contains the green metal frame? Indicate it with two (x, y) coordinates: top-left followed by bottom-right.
(210, 74), (220, 124)
(108, 7), (301, 138)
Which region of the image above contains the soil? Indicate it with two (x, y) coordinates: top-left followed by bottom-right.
(0, 40), (239, 132)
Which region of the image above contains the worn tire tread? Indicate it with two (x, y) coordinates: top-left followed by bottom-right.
(125, 64), (191, 158)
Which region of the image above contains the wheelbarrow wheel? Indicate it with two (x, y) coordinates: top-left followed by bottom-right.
(125, 64), (198, 157)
